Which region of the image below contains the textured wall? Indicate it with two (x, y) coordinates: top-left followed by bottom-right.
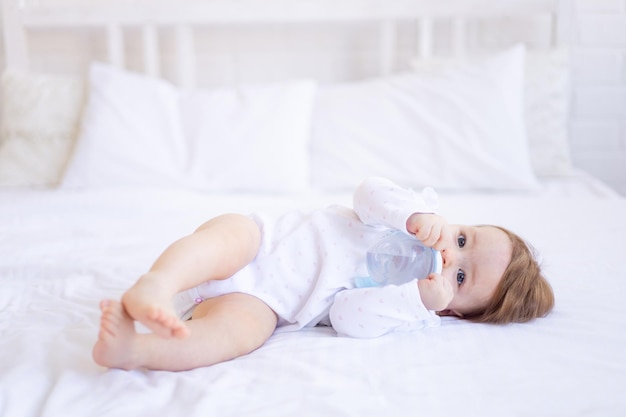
(570, 0), (626, 194)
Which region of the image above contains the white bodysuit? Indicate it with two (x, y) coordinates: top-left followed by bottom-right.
(172, 177), (441, 338)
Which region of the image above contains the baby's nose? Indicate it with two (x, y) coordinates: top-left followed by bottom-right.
(441, 248), (456, 267)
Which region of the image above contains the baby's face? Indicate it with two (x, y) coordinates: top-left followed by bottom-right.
(438, 225), (512, 317)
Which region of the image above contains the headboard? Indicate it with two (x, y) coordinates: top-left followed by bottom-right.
(2, 0), (572, 88)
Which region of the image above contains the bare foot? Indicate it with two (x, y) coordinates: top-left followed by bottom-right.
(121, 275), (190, 339)
(93, 300), (140, 370)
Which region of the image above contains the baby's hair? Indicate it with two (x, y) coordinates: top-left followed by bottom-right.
(464, 226), (554, 324)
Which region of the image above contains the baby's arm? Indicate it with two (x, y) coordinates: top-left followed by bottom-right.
(345, 178), (451, 337)
(329, 281), (441, 338)
(353, 177), (437, 233)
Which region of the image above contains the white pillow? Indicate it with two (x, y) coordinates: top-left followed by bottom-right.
(524, 48), (573, 177)
(0, 70), (85, 187)
(62, 63), (187, 188)
(181, 81), (316, 192)
(62, 62), (317, 192)
(310, 45), (539, 191)
(411, 48), (573, 177)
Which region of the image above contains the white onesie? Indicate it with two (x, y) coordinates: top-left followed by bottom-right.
(172, 177), (441, 338)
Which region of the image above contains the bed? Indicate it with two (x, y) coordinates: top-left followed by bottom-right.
(1, 1), (625, 416)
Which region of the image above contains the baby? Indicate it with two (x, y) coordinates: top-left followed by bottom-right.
(93, 177), (554, 371)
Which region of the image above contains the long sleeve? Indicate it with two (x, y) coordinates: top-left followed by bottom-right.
(329, 280), (441, 338)
(353, 177), (438, 234)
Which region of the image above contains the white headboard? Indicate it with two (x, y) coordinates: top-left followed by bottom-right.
(2, 0), (572, 88)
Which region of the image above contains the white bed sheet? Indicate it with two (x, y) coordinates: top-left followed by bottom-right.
(1, 172), (625, 417)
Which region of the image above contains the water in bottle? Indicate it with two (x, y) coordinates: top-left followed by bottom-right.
(354, 230), (442, 288)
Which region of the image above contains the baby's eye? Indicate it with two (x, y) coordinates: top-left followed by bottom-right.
(457, 235), (466, 248)
(457, 269), (465, 286)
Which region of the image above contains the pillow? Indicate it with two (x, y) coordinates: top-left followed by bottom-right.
(411, 48), (574, 177)
(181, 82), (316, 192)
(62, 63), (188, 188)
(310, 45), (539, 192)
(0, 70), (85, 187)
(524, 48), (573, 177)
(62, 63), (317, 192)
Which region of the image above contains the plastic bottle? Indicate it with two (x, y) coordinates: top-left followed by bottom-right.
(354, 230), (443, 288)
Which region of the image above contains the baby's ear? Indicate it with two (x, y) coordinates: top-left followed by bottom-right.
(437, 309), (464, 318)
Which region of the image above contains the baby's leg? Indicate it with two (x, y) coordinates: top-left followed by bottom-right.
(93, 293), (277, 371)
(121, 213), (261, 338)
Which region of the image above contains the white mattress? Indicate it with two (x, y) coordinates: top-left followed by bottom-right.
(1, 172), (625, 417)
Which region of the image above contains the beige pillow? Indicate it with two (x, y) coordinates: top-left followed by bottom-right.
(0, 70), (85, 187)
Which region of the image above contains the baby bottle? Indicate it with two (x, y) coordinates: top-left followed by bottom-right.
(355, 230), (443, 288)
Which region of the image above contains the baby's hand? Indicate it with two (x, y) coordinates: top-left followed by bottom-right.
(417, 273), (454, 312)
(405, 213), (451, 250)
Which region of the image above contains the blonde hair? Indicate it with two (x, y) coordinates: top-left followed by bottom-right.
(464, 226), (554, 324)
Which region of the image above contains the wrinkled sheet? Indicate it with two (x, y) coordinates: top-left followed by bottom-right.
(1, 175), (625, 417)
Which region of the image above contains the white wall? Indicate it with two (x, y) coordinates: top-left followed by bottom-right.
(570, 0), (626, 194)
(1, 0), (625, 194)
